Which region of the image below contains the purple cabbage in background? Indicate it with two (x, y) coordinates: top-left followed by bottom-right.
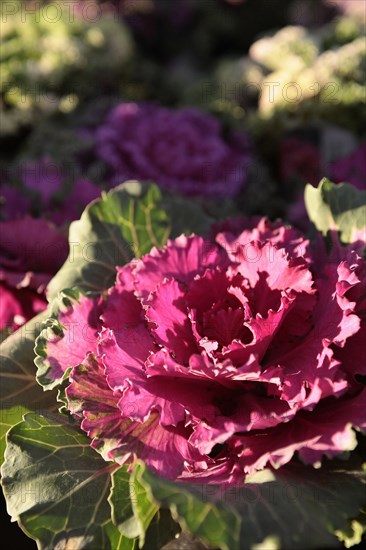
(94, 103), (251, 197)
(1, 158), (101, 224)
(330, 144), (366, 191)
(0, 218), (68, 330)
(0, 159), (102, 331)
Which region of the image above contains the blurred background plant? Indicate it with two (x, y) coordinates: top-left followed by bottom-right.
(0, 0), (135, 147)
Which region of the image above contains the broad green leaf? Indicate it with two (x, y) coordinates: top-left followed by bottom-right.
(138, 460), (366, 550)
(305, 178), (366, 244)
(138, 461), (240, 550)
(47, 181), (215, 301)
(160, 194), (214, 239)
(109, 466), (179, 549)
(109, 466), (139, 539)
(0, 310), (57, 465)
(129, 463), (160, 547)
(1, 406), (31, 467)
(104, 522), (136, 550)
(1, 412), (136, 550)
(47, 181), (170, 300)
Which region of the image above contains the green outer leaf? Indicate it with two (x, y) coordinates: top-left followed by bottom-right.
(1, 412), (136, 550)
(0, 405), (31, 467)
(138, 460), (366, 550)
(109, 466), (139, 539)
(109, 466), (163, 546)
(110, 467), (180, 549)
(137, 462), (240, 550)
(130, 464), (159, 547)
(104, 522), (136, 550)
(160, 194), (214, 238)
(235, 465), (366, 549)
(0, 310), (57, 465)
(46, 181), (216, 302)
(46, 181), (170, 300)
(304, 178), (366, 243)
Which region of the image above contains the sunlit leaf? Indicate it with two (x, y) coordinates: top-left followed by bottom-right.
(138, 460), (366, 550)
(1, 412), (136, 549)
(305, 178), (366, 244)
(0, 311), (57, 464)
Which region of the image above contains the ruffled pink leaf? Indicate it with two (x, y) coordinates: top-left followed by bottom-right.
(67, 353), (204, 479)
(133, 234), (226, 300)
(236, 389), (366, 473)
(145, 278), (199, 364)
(39, 293), (101, 385)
